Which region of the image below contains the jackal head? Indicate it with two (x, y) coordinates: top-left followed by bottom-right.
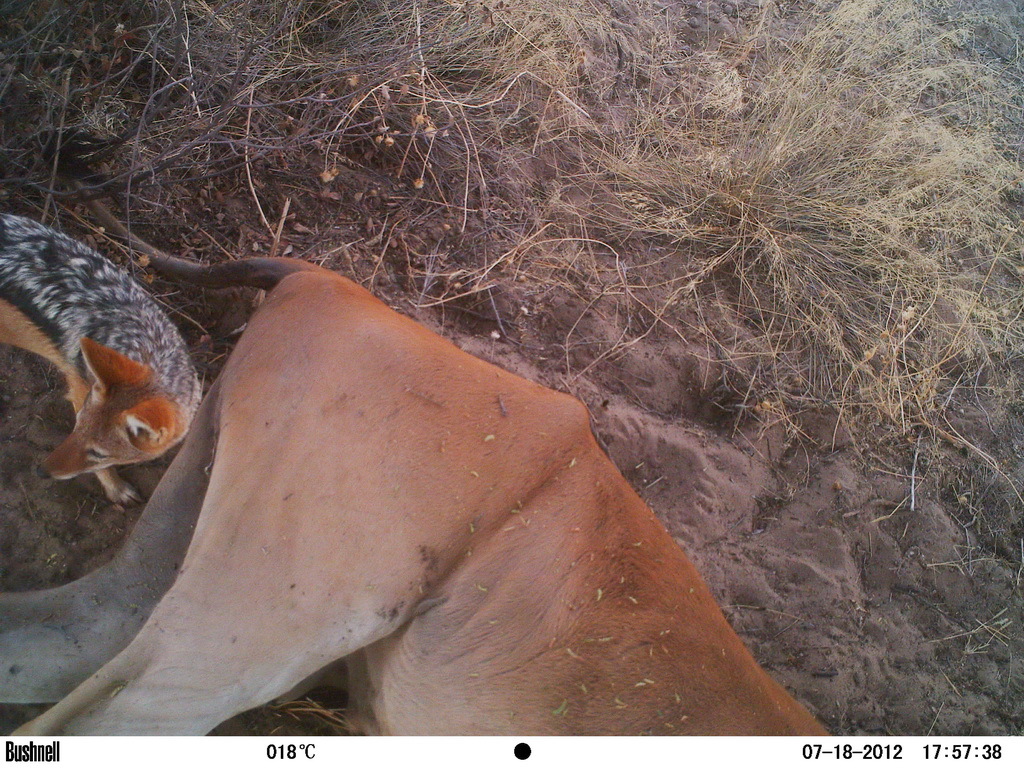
(41, 337), (186, 479)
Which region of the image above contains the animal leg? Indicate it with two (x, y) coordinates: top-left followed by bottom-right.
(94, 466), (143, 505)
(14, 593), (368, 735)
(14, 625), (236, 735)
(0, 381), (219, 704)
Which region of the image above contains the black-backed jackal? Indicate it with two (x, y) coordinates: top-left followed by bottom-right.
(0, 214), (200, 504)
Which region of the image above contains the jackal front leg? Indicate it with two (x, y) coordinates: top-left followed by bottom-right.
(94, 467), (143, 506)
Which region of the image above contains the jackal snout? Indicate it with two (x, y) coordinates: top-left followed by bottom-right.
(40, 397), (181, 479)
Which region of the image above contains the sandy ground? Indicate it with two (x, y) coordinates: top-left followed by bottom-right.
(2, 271), (1022, 736)
(2, 0), (1022, 738)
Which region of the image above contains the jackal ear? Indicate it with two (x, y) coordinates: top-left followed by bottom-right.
(123, 397), (177, 450)
(80, 337), (152, 390)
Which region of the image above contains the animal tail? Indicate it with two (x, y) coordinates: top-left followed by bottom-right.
(150, 256), (320, 290)
(77, 191), (317, 290)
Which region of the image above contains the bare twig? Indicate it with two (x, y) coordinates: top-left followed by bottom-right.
(910, 432), (922, 513)
(268, 197), (292, 260)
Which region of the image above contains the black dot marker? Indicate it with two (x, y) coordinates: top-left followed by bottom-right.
(514, 742), (532, 760)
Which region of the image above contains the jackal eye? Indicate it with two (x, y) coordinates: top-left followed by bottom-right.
(86, 448), (109, 461)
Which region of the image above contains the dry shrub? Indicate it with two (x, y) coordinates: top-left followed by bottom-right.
(553, 0), (1024, 437)
(1, 0), (1021, 443)
(0, 0), (650, 221)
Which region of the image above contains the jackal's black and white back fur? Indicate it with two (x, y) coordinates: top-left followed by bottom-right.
(0, 214), (201, 416)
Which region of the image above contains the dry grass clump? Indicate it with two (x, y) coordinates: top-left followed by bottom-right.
(553, 0), (1024, 436)
(0, 0), (651, 229)
(1, 0), (1021, 443)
